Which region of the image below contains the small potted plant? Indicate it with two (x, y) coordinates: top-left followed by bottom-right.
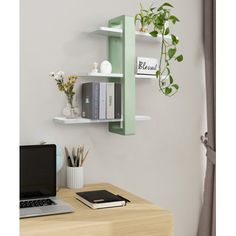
(50, 71), (79, 118)
(135, 3), (155, 32)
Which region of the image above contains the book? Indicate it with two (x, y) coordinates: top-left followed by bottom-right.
(82, 82), (99, 120)
(99, 82), (106, 119)
(114, 83), (121, 119)
(106, 83), (115, 119)
(75, 190), (126, 209)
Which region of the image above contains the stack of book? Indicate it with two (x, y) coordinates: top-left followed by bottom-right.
(82, 82), (121, 120)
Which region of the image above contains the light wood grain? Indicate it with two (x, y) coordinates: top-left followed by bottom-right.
(20, 183), (173, 236)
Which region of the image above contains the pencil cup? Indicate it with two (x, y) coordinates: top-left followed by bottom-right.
(66, 166), (84, 189)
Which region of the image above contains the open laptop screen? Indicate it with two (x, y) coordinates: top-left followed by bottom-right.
(20, 144), (56, 199)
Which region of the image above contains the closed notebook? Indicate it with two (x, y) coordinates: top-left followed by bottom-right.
(75, 190), (126, 209)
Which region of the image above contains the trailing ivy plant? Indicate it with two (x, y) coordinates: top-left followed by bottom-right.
(135, 2), (184, 96)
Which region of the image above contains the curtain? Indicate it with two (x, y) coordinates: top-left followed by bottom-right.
(197, 0), (216, 235)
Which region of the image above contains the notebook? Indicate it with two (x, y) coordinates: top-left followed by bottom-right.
(75, 190), (127, 209)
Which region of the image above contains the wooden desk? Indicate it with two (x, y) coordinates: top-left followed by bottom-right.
(20, 183), (173, 236)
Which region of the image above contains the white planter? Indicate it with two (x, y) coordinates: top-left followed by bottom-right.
(66, 166), (84, 189)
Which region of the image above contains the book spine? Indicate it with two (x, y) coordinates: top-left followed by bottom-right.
(82, 83), (91, 118)
(114, 83), (121, 119)
(92, 83), (99, 120)
(99, 82), (106, 119)
(82, 83), (86, 118)
(106, 83), (114, 119)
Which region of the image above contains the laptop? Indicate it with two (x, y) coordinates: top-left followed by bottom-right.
(20, 144), (74, 218)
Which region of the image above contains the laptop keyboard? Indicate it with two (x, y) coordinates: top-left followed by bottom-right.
(20, 199), (56, 208)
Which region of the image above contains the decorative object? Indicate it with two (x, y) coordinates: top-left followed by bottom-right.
(100, 60), (112, 74)
(135, 2), (184, 96)
(50, 71), (79, 118)
(65, 145), (90, 189)
(91, 62), (98, 73)
(136, 57), (158, 75)
(135, 3), (154, 32)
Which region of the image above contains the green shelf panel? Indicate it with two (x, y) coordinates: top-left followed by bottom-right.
(108, 15), (135, 135)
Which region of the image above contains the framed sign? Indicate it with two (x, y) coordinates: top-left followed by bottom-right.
(136, 57), (158, 75)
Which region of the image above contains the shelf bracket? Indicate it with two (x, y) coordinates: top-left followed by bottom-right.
(108, 15), (135, 135)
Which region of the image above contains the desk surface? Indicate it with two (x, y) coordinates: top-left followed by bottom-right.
(20, 183), (173, 236)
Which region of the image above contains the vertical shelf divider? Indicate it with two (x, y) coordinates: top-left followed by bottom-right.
(108, 15), (136, 135)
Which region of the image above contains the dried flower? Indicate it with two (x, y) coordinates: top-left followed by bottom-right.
(56, 71), (64, 76)
(50, 70), (78, 107)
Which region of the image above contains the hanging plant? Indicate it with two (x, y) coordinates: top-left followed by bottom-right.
(135, 2), (184, 96)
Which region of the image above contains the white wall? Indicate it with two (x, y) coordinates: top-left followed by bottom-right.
(20, 0), (206, 236)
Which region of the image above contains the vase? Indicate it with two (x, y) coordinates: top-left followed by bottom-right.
(62, 96), (79, 119)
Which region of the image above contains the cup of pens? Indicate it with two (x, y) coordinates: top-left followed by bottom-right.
(65, 145), (89, 189)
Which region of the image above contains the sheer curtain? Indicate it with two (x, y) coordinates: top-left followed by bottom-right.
(197, 0), (216, 235)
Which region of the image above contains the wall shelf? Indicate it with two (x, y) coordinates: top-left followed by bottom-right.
(79, 72), (157, 80)
(54, 115), (151, 124)
(79, 72), (123, 78)
(92, 26), (171, 41)
(54, 16), (154, 135)
(135, 74), (157, 79)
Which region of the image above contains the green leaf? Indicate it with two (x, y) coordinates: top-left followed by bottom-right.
(169, 15), (180, 24)
(169, 75), (173, 84)
(165, 87), (172, 95)
(150, 30), (158, 37)
(160, 3), (174, 8)
(140, 2), (144, 10)
(164, 27), (170, 35)
(175, 55), (183, 62)
(172, 84), (179, 90)
(156, 70), (160, 77)
(150, 7), (156, 11)
(134, 14), (140, 23)
(168, 48), (176, 59)
(171, 34), (179, 45)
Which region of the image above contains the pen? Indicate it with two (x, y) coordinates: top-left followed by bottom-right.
(81, 149), (90, 166)
(65, 147), (72, 167)
(65, 146), (75, 167)
(75, 146), (80, 167)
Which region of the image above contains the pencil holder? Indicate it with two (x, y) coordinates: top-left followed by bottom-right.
(66, 166), (84, 189)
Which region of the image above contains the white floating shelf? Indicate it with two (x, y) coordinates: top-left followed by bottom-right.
(79, 73), (157, 80)
(135, 74), (157, 79)
(54, 115), (151, 124)
(134, 115), (151, 121)
(79, 72), (123, 78)
(92, 26), (171, 41)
